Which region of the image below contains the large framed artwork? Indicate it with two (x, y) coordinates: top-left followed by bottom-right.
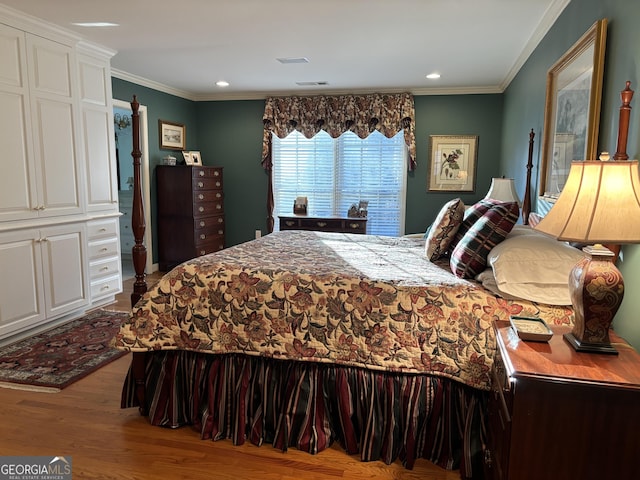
(540, 18), (607, 198)
(428, 135), (478, 192)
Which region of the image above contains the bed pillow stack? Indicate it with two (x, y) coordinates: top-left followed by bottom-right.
(449, 199), (519, 278)
(424, 198), (465, 260)
(477, 225), (585, 305)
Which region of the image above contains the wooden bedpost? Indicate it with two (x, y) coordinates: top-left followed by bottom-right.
(130, 95), (148, 415)
(522, 129), (534, 225)
(130, 95), (147, 306)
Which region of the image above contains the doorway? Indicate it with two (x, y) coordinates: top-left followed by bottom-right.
(113, 99), (153, 277)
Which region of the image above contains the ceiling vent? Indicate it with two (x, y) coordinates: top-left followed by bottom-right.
(295, 81), (329, 86)
(277, 57), (309, 64)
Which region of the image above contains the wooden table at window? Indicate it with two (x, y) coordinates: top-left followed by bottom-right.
(278, 215), (367, 234)
(484, 321), (640, 480)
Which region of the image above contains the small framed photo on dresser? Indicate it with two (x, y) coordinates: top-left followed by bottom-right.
(190, 151), (202, 165)
(182, 151), (192, 165)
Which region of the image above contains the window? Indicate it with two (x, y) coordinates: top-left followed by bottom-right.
(272, 129), (407, 236)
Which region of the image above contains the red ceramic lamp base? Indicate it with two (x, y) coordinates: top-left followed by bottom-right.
(567, 245), (623, 355)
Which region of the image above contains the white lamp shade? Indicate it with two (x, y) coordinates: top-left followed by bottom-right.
(535, 160), (640, 243)
(484, 178), (520, 204)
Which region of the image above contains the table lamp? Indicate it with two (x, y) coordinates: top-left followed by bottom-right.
(535, 159), (640, 353)
(484, 177), (520, 204)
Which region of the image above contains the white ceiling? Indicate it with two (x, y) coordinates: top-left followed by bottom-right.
(1, 0), (568, 101)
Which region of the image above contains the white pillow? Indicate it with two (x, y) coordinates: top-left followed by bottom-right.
(486, 228), (585, 305)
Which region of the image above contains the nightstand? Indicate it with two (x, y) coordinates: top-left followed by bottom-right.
(484, 321), (640, 480)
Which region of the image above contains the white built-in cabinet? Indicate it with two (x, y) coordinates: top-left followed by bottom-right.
(0, 6), (122, 343)
(0, 223), (87, 339)
(0, 23), (82, 222)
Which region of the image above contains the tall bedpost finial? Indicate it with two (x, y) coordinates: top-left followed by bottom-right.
(522, 129), (534, 225)
(613, 81), (634, 160)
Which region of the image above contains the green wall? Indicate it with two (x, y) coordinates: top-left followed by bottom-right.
(111, 79), (198, 261)
(500, 0), (640, 349)
(110, 82), (504, 249)
(195, 94), (504, 246)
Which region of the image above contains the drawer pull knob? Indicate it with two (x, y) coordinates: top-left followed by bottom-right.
(101, 285), (110, 291)
(199, 206), (205, 212)
(216, 204), (221, 209)
(200, 234), (206, 240)
(214, 171), (220, 176)
(100, 247), (108, 252)
(317, 222), (327, 227)
(99, 228), (107, 232)
(199, 250), (206, 255)
(216, 181), (221, 187)
(285, 221), (295, 226)
(198, 194), (204, 200)
(218, 218), (223, 223)
(216, 193), (222, 198)
(484, 449), (493, 468)
(200, 221), (206, 227)
(218, 229), (224, 234)
(349, 223), (359, 228)
(198, 182), (204, 188)
(199, 170), (205, 177)
(100, 266), (110, 272)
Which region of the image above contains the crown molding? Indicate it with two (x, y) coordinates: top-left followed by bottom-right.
(0, 3), (80, 46)
(499, 0), (571, 90)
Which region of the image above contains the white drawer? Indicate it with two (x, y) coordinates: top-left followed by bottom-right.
(88, 237), (119, 260)
(87, 218), (119, 240)
(89, 257), (121, 280)
(91, 275), (122, 300)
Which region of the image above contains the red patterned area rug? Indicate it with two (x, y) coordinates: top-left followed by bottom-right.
(0, 310), (128, 392)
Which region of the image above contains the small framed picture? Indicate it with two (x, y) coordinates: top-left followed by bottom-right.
(182, 151), (193, 165)
(190, 151), (202, 165)
(159, 120), (186, 150)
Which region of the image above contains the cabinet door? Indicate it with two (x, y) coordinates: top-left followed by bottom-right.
(0, 24), (38, 222)
(26, 34), (83, 218)
(0, 229), (45, 340)
(78, 51), (118, 212)
(40, 224), (89, 317)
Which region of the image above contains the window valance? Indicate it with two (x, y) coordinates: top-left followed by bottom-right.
(262, 92), (416, 170)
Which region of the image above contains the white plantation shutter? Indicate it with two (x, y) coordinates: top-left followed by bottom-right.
(272, 130), (335, 220)
(272, 130), (407, 236)
(337, 130), (407, 236)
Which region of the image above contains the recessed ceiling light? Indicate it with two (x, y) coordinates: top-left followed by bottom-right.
(277, 57), (310, 64)
(216, 81), (230, 87)
(426, 73), (441, 79)
(71, 22), (119, 27)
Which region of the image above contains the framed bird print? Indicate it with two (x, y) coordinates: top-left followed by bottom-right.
(428, 135), (478, 192)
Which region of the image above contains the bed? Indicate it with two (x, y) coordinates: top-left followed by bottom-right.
(114, 106), (573, 478)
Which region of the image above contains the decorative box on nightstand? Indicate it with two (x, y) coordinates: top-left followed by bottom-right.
(484, 321), (640, 480)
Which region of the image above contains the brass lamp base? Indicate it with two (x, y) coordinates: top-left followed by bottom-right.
(563, 332), (617, 355)
(567, 245), (622, 356)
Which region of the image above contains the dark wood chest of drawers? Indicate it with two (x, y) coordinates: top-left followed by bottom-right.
(157, 165), (225, 271)
(278, 215), (367, 234)
(484, 321), (640, 480)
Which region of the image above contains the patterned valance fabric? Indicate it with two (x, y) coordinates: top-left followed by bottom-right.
(262, 92), (416, 170)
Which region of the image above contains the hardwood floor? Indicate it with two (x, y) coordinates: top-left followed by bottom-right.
(0, 270), (460, 480)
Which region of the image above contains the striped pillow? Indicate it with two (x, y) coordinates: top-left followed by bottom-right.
(450, 202), (519, 278)
(425, 198), (465, 260)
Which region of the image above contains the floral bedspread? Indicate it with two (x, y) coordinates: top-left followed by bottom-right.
(113, 231), (573, 390)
